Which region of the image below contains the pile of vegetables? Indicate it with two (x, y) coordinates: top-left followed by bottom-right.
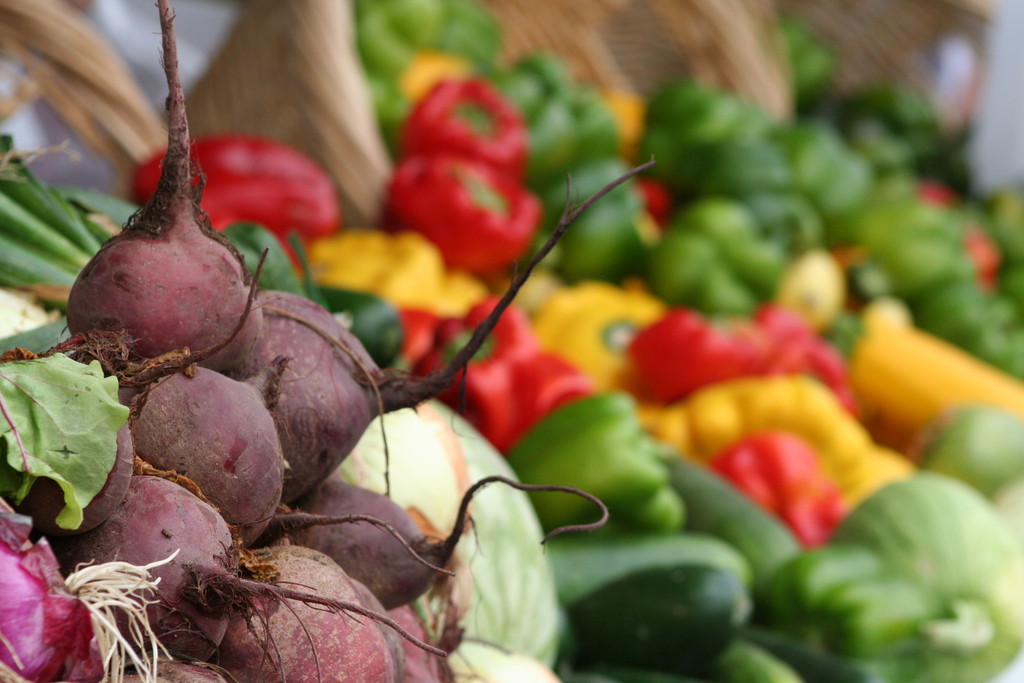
(0, 2), (619, 680)
(6, 1), (1024, 682)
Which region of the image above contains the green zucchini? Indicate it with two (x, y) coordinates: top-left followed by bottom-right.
(738, 627), (885, 683)
(547, 528), (753, 606)
(666, 458), (800, 597)
(710, 640), (803, 683)
(565, 564), (751, 677)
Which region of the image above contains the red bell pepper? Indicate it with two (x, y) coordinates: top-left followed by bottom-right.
(708, 431), (848, 547)
(413, 295), (594, 453)
(636, 177), (674, 229)
(752, 305), (859, 414)
(132, 134), (341, 243)
(397, 308), (443, 369)
(963, 223), (1001, 291)
(400, 78), (528, 180)
(384, 154), (542, 274)
(628, 304), (858, 411)
(626, 308), (763, 402)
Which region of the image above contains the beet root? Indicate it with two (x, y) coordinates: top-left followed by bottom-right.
(215, 545), (408, 683)
(228, 290), (379, 503)
(64, 0), (262, 373)
(288, 473), (445, 610)
(17, 422), (134, 536)
(130, 365), (285, 545)
(388, 605), (455, 683)
(51, 475), (236, 661)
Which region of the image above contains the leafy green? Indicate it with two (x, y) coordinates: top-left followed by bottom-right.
(0, 355), (128, 530)
(223, 222), (306, 296)
(0, 317), (70, 355)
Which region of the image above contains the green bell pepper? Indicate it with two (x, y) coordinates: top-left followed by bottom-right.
(354, 0), (444, 80)
(535, 157), (648, 284)
(912, 281), (1024, 377)
(506, 392), (686, 534)
(637, 80), (773, 195)
(645, 198), (787, 316)
(432, 0), (501, 72)
(673, 138), (792, 199)
(833, 83), (942, 172)
(847, 197), (975, 303)
(771, 122), (873, 225)
(492, 53), (620, 188)
(354, 0), (501, 154)
(778, 15), (837, 113)
(765, 544), (944, 659)
(983, 189), (1024, 268)
(740, 191), (824, 256)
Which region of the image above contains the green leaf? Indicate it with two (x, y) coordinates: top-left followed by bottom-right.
(56, 185), (139, 228)
(0, 355), (128, 530)
(223, 222), (305, 296)
(0, 317), (70, 355)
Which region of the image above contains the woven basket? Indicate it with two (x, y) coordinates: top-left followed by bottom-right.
(0, 0), (165, 189)
(478, 0), (793, 120)
(778, 0), (993, 96)
(186, 0), (393, 228)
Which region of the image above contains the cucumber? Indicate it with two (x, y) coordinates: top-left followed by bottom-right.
(710, 640), (803, 683)
(576, 664), (713, 682)
(547, 528), (753, 606)
(666, 458), (800, 596)
(566, 564), (751, 677)
(738, 627), (885, 683)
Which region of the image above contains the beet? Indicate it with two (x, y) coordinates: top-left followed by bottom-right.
(64, 0), (262, 373)
(17, 423), (134, 536)
(227, 290), (377, 503)
(123, 660), (230, 682)
(266, 474), (609, 612)
(388, 605), (454, 683)
(129, 364), (286, 545)
(225, 153), (653, 503)
(51, 475), (236, 661)
(288, 473), (441, 609)
(215, 545), (408, 683)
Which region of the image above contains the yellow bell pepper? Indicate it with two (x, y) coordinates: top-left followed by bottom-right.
(773, 249), (846, 332)
(308, 230), (488, 316)
(399, 50), (473, 102)
(531, 281), (665, 393)
(600, 88), (645, 161)
(641, 374), (914, 504)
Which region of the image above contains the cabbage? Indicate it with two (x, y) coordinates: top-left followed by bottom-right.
(440, 403), (562, 665)
(450, 640), (561, 683)
(832, 472), (1024, 683)
(340, 404), (468, 538)
(919, 404), (1024, 498)
(341, 401), (562, 664)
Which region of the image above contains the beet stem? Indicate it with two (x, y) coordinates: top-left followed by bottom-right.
(376, 158), (656, 412)
(134, 0), (194, 232)
(438, 475), (610, 562)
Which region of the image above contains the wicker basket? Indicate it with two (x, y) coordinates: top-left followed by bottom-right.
(0, 0), (165, 189)
(185, 0), (393, 228)
(478, 0), (794, 120)
(777, 0), (993, 96)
